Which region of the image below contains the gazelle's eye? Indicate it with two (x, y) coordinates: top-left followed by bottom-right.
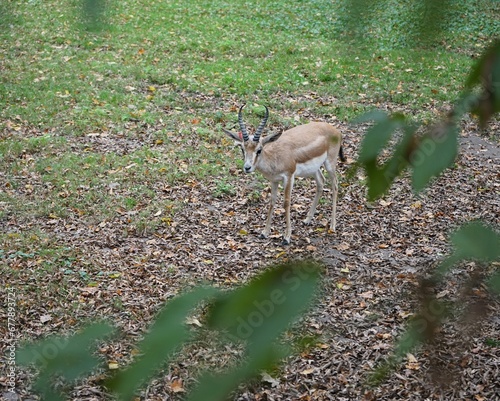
(256, 148), (262, 156)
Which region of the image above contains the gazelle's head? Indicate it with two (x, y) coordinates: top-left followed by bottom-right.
(222, 104), (281, 173)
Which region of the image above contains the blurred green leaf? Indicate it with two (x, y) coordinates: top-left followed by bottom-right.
(433, 222), (499, 281)
(465, 39), (500, 89)
(364, 160), (388, 201)
(358, 113), (405, 164)
(335, 0), (458, 48)
(410, 0), (454, 46)
(465, 39), (500, 127)
(338, 0), (384, 41)
(453, 91), (481, 120)
(207, 261), (321, 346)
(451, 221), (500, 262)
(351, 109), (390, 125)
(411, 123), (458, 192)
(194, 261), (322, 401)
(356, 113), (416, 200)
(17, 322), (114, 377)
(187, 343), (285, 401)
(17, 323), (115, 401)
(487, 270), (500, 295)
(376, 122), (417, 198)
(106, 287), (218, 400)
(80, 0), (109, 31)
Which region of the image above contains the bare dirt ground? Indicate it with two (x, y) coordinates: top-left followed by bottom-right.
(1, 111), (499, 400)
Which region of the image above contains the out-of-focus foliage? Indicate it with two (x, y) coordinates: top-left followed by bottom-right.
(348, 1), (500, 384)
(16, 324), (116, 401)
(354, 38), (500, 200)
(332, 0), (500, 50)
(17, 262), (321, 401)
(465, 40), (500, 127)
(80, 0), (110, 31)
(369, 222), (500, 384)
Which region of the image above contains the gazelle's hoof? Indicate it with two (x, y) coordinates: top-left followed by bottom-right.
(282, 238), (291, 246)
(259, 233), (268, 239)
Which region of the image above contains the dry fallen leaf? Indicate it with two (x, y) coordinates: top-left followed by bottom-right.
(359, 291), (374, 299)
(261, 372), (280, 387)
(300, 367), (316, 375)
(80, 286), (99, 295)
(336, 242), (350, 251)
(411, 201), (422, 209)
(108, 362), (119, 370)
(185, 317), (202, 327)
(170, 379), (185, 393)
(40, 314), (52, 323)
(405, 353), (420, 370)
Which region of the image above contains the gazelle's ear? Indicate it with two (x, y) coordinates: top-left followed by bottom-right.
(222, 128), (244, 143)
(261, 131), (282, 146)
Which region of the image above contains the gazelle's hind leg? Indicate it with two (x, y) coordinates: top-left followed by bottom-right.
(304, 170), (324, 225)
(323, 161), (338, 232)
(282, 175), (295, 245)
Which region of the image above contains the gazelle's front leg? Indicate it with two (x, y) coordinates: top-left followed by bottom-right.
(304, 170), (324, 225)
(261, 181), (279, 239)
(282, 175), (295, 245)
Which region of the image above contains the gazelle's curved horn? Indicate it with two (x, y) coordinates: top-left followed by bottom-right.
(238, 104), (250, 142)
(253, 105), (269, 142)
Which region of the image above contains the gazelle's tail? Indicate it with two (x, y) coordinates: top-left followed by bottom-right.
(339, 145), (346, 163)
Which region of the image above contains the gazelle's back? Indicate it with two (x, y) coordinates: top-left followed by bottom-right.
(267, 122), (341, 161)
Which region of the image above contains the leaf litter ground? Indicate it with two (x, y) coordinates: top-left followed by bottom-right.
(1, 99), (499, 401)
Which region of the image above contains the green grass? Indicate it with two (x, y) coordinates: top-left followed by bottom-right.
(1, 0), (497, 245)
(2, 0), (495, 132)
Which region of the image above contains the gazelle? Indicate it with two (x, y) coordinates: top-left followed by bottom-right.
(222, 104), (346, 245)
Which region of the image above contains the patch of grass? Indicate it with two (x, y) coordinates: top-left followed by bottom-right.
(485, 338), (500, 347)
(1, 134), (187, 235)
(2, 0), (493, 135)
(331, 0), (500, 51)
(213, 178), (237, 198)
(1, 229), (76, 278)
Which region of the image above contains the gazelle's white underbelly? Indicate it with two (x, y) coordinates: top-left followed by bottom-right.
(295, 153), (326, 177)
